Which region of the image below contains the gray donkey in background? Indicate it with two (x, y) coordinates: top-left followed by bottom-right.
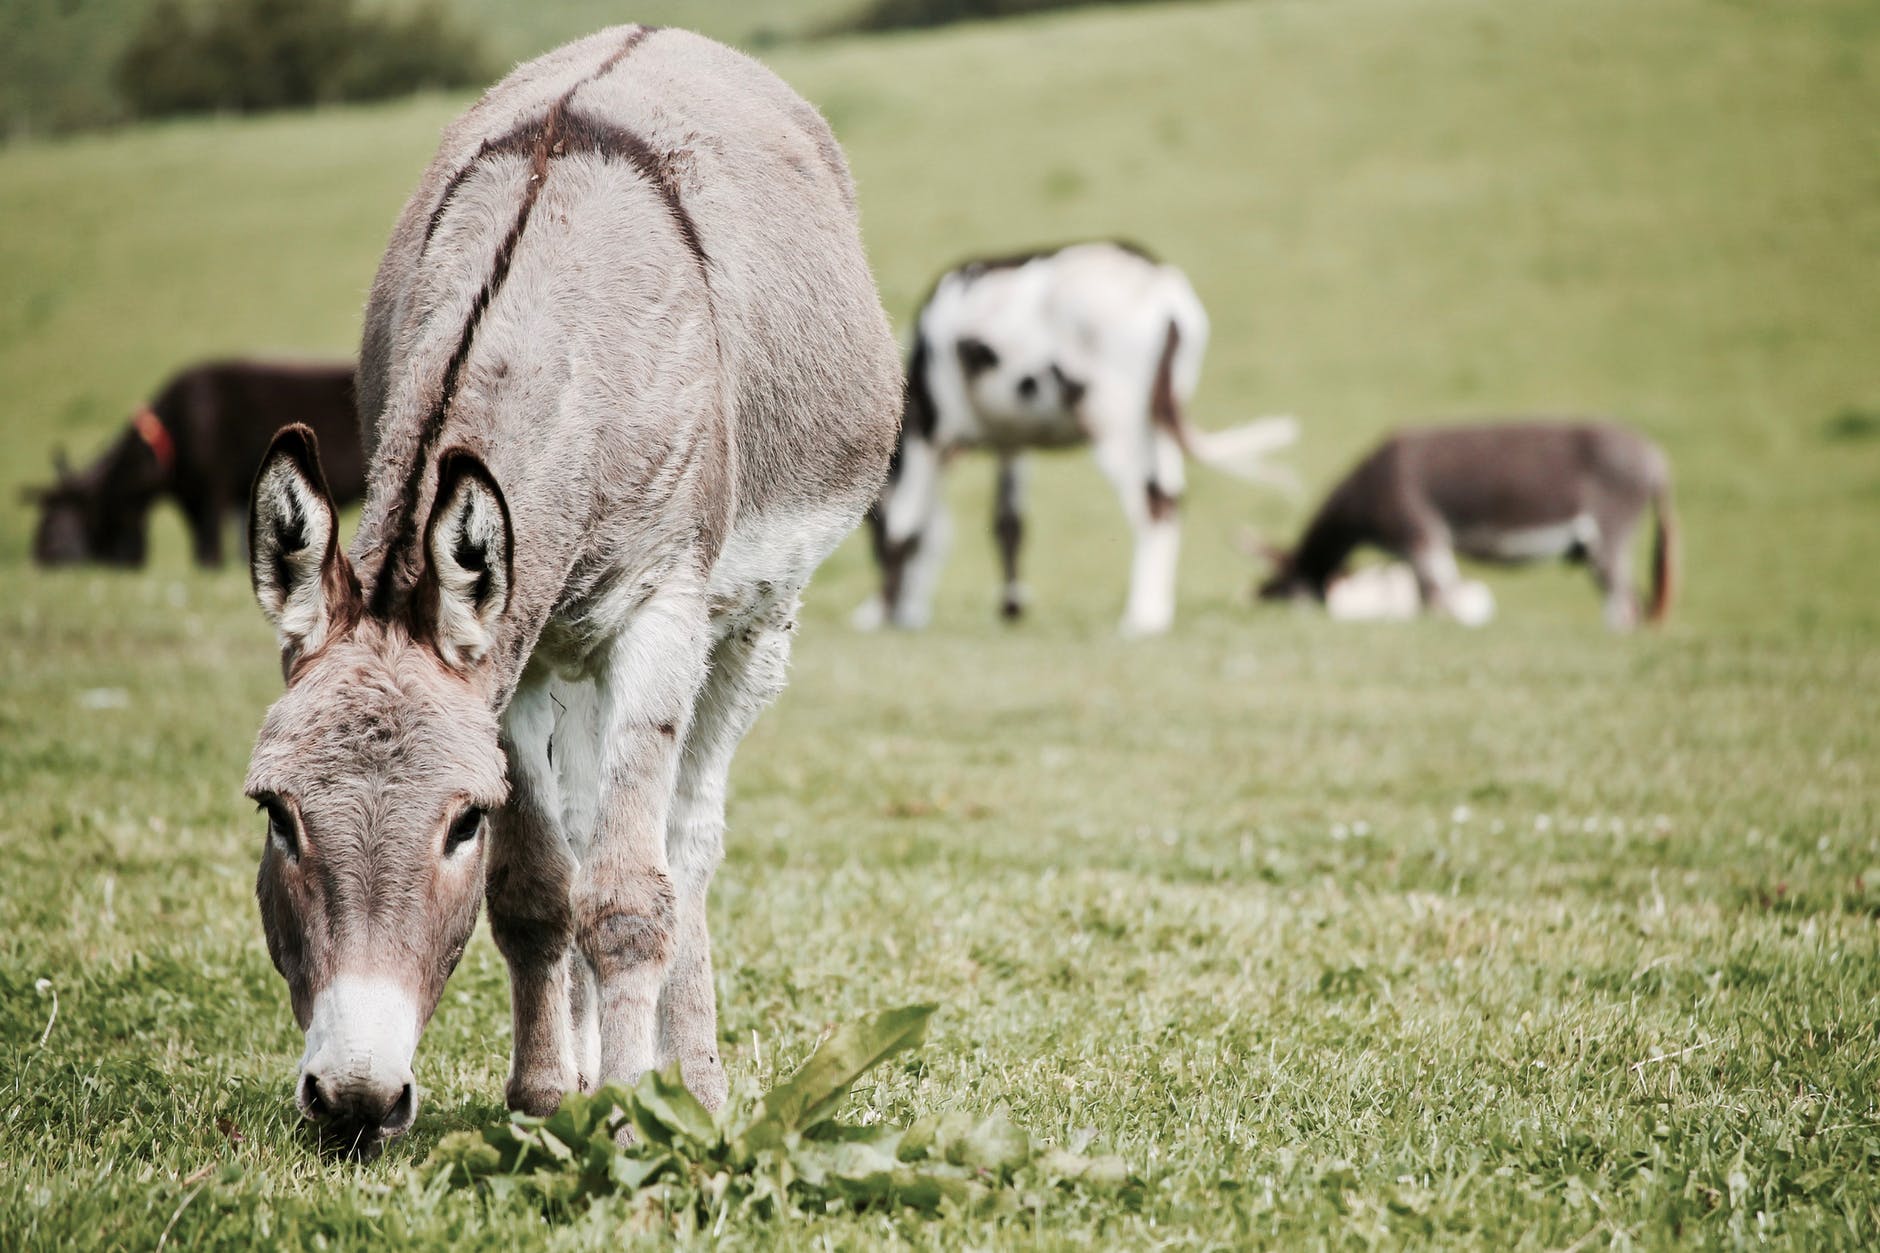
(1257, 420), (1677, 629)
(241, 25), (900, 1157)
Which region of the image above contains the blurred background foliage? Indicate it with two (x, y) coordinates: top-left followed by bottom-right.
(1, 0), (1189, 138)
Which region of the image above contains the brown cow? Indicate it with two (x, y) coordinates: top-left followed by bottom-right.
(26, 360), (364, 568)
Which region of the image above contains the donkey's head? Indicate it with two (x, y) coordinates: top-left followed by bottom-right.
(1243, 534), (1326, 604)
(242, 425), (513, 1157)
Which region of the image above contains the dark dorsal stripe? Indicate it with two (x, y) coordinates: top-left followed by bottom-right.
(374, 25), (717, 616)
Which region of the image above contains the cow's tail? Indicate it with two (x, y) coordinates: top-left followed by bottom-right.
(1647, 481), (1677, 625)
(1181, 414), (1302, 492)
(1149, 311), (1299, 493)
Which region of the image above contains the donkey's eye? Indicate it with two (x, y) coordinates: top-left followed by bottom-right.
(259, 798), (299, 859)
(445, 806), (485, 855)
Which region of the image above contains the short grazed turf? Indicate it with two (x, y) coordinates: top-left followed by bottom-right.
(1, 0), (1876, 1246)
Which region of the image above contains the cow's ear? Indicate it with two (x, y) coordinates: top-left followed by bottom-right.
(419, 447), (512, 671)
(249, 424), (359, 673)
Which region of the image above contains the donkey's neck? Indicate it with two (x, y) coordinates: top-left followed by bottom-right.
(1290, 512), (1364, 593)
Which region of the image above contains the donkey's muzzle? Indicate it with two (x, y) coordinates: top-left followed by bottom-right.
(299, 1069), (416, 1157)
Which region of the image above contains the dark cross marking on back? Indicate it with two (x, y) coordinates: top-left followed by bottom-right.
(373, 25), (713, 616)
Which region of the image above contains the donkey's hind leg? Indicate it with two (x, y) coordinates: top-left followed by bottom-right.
(657, 593), (797, 1109)
(1588, 521), (1640, 632)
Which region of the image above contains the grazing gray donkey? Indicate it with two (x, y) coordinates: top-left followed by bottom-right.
(240, 25), (899, 1157)
(1257, 420), (1676, 629)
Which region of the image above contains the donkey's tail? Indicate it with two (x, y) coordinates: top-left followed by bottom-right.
(1647, 483), (1677, 624)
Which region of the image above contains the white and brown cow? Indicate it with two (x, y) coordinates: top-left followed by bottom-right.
(240, 26), (899, 1157)
(1257, 420), (1677, 629)
(858, 241), (1296, 637)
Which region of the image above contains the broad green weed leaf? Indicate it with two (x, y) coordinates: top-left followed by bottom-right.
(631, 1063), (718, 1150)
(956, 1112), (1030, 1177)
(424, 1002), (1126, 1223)
(745, 1004), (934, 1148)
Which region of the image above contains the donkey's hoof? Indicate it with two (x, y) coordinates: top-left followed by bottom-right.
(678, 1052), (729, 1113)
(505, 1078), (568, 1118)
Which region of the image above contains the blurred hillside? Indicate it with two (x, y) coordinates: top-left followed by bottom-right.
(1, 0), (853, 136)
(3, 0), (1877, 636)
(2, 0), (1167, 137)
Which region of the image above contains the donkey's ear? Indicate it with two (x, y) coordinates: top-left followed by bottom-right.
(249, 424), (358, 668)
(420, 447), (512, 671)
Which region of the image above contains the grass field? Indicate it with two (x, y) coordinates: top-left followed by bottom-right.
(2, 0), (1879, 1245)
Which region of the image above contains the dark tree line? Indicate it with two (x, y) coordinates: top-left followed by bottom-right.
(839, 0), (1190, 34)
(116, 0), (488, 120)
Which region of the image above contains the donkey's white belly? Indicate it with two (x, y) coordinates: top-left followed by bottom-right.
(508, 503), (858, 862)
(1457, 514), (1597, 562)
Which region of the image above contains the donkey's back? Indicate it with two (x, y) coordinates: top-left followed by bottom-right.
(356, 25), (900, 614)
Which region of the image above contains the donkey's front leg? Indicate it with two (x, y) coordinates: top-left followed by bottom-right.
(659, 602), (796, 1109)
(489, 675), (579, 1115)
(575, 589), (712, 1088)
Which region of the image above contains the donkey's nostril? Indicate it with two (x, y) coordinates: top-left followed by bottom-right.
(300, 1072), (333, 1122)
(1016, 374), (1038, 400)
(383, 1083), (416, 1134)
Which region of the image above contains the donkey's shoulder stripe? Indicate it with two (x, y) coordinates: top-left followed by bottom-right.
(421, 26), (659, 255)
(374, 27), (664, 616)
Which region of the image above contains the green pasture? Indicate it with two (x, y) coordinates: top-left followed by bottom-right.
(1, 0), (1877, 1245)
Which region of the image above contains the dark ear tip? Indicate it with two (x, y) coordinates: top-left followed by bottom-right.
(433, 444), (491, 483)
(266, 422), (320, 463)
(256, 423), (336, 501)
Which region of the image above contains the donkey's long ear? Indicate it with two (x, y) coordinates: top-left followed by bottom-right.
(249, 424), (358, 669)
(1231, 525), (1291, 569)
(420, 448), (513, 671)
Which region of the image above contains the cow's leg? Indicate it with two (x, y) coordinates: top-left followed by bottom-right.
(1093, 425), (1185, 637)
(657, 594), (797, 1109)
(575, 585), (712, 1089)
(489, 671), (580, 1114)
(891, 498), (952, 630)
(994, 453), (1027, 620)
(859, 433), (951, 630)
